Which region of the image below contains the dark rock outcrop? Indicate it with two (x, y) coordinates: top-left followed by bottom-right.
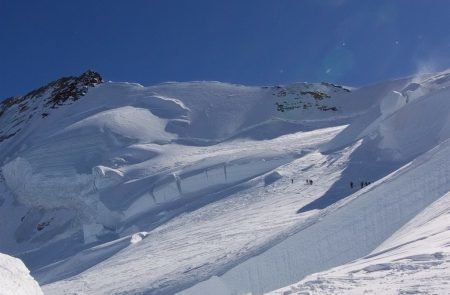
(0, 70), (103, 143)
(0, 70), (103, 117)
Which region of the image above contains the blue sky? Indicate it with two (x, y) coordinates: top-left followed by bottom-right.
(2, 0), (450, 98)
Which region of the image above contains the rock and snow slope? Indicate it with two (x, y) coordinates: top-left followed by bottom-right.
(1, 70), (450, 294)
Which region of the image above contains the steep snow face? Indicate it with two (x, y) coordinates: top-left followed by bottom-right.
(401, 70), (450, 103)
(0, 253), (43, 295)
(180, 138), (450, 295)
(269, 191), (450, 295)
(323, 70), (450, 163)
(376, 87), (450, 161)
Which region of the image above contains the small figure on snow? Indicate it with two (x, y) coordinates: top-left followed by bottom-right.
(350, 181), (353, 189)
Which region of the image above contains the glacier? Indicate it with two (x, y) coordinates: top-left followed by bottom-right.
(1, 70), (450, 294)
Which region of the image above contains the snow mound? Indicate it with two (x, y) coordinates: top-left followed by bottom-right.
(264, 171), (283, 186)
(0, 253), (43, 295)
(130, 232), (149, 244)
(62, 106), (175, 143)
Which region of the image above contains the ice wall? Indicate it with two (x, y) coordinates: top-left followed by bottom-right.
(124, 156), (290, 220)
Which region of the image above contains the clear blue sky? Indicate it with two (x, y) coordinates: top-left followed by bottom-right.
(2, 0), (450, 98)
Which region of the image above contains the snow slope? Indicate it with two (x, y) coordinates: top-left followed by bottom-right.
(0, 252), (43, 295)
(270, 190), (450, 295)
(0, 73), (356, 255)
(181, 137), (450, 295)
(1, 70), (450, 294)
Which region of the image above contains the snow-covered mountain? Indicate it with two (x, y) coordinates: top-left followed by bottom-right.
(1, 70), (450, 294)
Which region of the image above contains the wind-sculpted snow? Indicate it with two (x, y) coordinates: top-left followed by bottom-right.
(2, 70), (450, 294)
(62, 106), (176, 143)
(323, 73), (450, 163)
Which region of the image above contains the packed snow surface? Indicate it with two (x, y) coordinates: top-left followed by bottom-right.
(1, 70), (450, 294)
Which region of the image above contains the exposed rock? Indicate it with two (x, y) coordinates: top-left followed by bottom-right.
(0, 70), (102, 118)
(0, 70), (103, 143)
